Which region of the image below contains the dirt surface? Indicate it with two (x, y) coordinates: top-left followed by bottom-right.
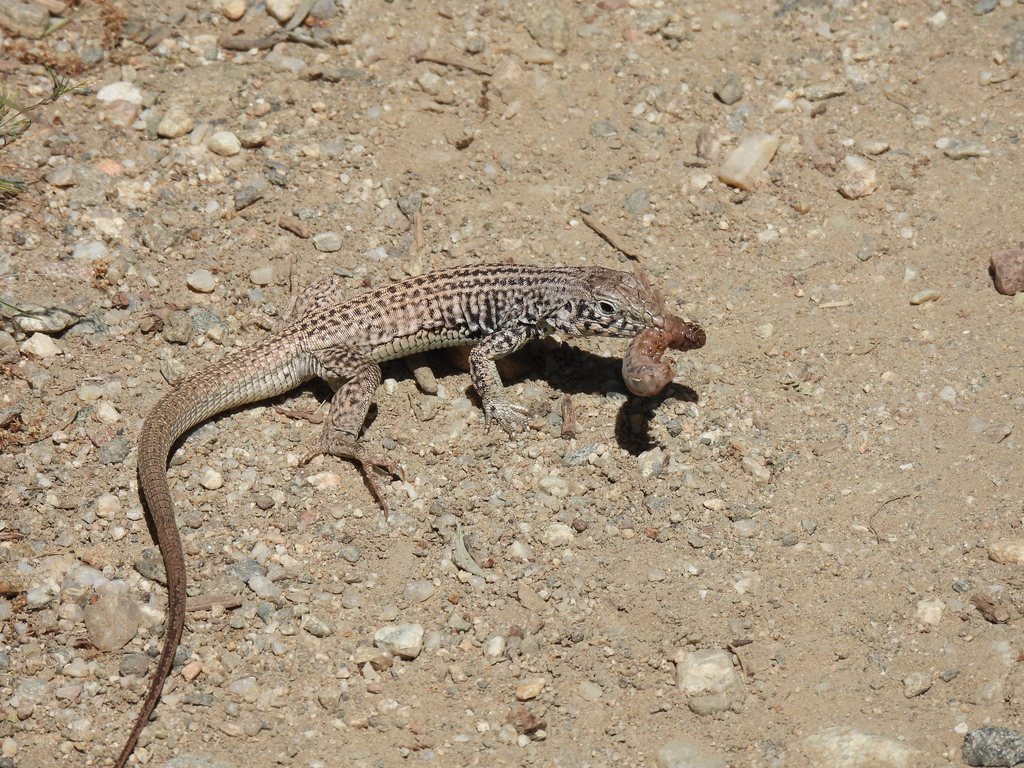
(4, 1), (1024, 766)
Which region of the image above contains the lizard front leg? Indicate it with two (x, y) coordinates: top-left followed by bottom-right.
(468, 325), (535, 434)
(303, 346), (401, 512)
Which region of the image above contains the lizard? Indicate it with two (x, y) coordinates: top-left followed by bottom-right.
(114, 262), (668, 767)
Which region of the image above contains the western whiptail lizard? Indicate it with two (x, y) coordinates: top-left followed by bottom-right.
(115, 263), (667, 767)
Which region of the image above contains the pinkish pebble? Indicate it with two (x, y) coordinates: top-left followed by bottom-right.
(990, 249), (1024, 296)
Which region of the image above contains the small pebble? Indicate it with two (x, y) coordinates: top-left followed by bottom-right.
(962, 726), (1024, 767)
(903, 672), (932, 698)
(96, 82), (143, 105)
(516, 677), (546, 701)
(989, 539), (1024, 565)
(624, 188), (650, 215)
(84, 593), (140, 651)
(21, 333), (62, 358)
(909, 289), (940, 305)
(577, 681), (602, 702)
(944, 139), (989, 160)
(542, 522), (575, 546)
(718, 133), (779, 191)
(248, 575), (282, 600)
(45, 165), (77, 187)
(589, 121), (618, 137)
(234, 177), (267, 210)
(805, 81), (847, 101)
(266, 0), (299, 21)
(676, 649), (740, 697)
(973, 0), (998, 15)
(525, 5), (570, 53)
(187, 269), (217, 293)
(303, 615), (333, 638)
(990, 249), (1024, 295)
(313, 232), (343, 252)
(221, 0), (247, 19)
(105, 99), (140, 129)
(713, 73), (743, 105)
(482, 635), (506, 662)
(804, 726), (920, 767)
(250, 266), (275, 285)
(403, 580), (435, 603)
(374, 623), (424, 659)
(207, 131), (241, 156)
(199, 468), (223, 490)
(655, 736), (727, 768)
(157, 106), (195, 139)
(916, 597), (944, 625)
(72, 241), (109, 261)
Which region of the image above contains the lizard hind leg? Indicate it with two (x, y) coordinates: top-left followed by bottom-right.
(303, 347), (403, 513)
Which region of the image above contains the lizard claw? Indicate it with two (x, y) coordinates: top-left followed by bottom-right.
(301, 438), (403, 514)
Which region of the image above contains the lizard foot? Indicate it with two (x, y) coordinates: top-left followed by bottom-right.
(483, 401), (529, 435)
(301, 438), (403, 515)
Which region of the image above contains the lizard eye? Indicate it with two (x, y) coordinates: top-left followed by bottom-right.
(597, 300), (617, 315)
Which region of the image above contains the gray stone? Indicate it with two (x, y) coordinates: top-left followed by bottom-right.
(403, 580), (435, 603)
(624, 188), (650, 215)
(302, 615), (333, 638)
(963, 726), (1024, 767)
(526, 4), (570, 53)
(589, 121), (618, 137)
(903, 672), (931, 698)
(119, 653), (151, 677)
(973, 0), (997, 15)
(162, 310), (194, 344)
(96, 437), (130, 464)
(944, 139), (990, 160)
(713, 73), (743, 105)
(234, 176), (267, 210)
(0, 0), (49, 39)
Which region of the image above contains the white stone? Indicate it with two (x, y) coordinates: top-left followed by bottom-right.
(187, 269), (217, 293)
(220, 0), (247, 20)
(72, 240), (109, 261)
(804, 726), (920, 768)
(542, 522), (575, 546)
(157, 106), (195, 139)
(266, 0), (299, 22)
(916, 597), (944, 625)
(250, 265), (276, 285)
(199, 468), (223, 490)
(207, 131), (241, 156)
(676, 649), (741, 697)
(482, 635), (506, 662)
(97, 82), (143, 105)
(22, 333), (61, 358)
(95, 494), (121, 519)
(374, 623), (425, 659)
(718, 133), (779, 191)
(656, 736), (727, 768)
(989, 539), (1024, 564)
(417, 71), (443, 95)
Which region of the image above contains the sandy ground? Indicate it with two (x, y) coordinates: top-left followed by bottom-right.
(4, 1), (1024, 766)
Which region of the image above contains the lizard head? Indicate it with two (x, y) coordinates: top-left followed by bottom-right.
(569, 267), (666, 337)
